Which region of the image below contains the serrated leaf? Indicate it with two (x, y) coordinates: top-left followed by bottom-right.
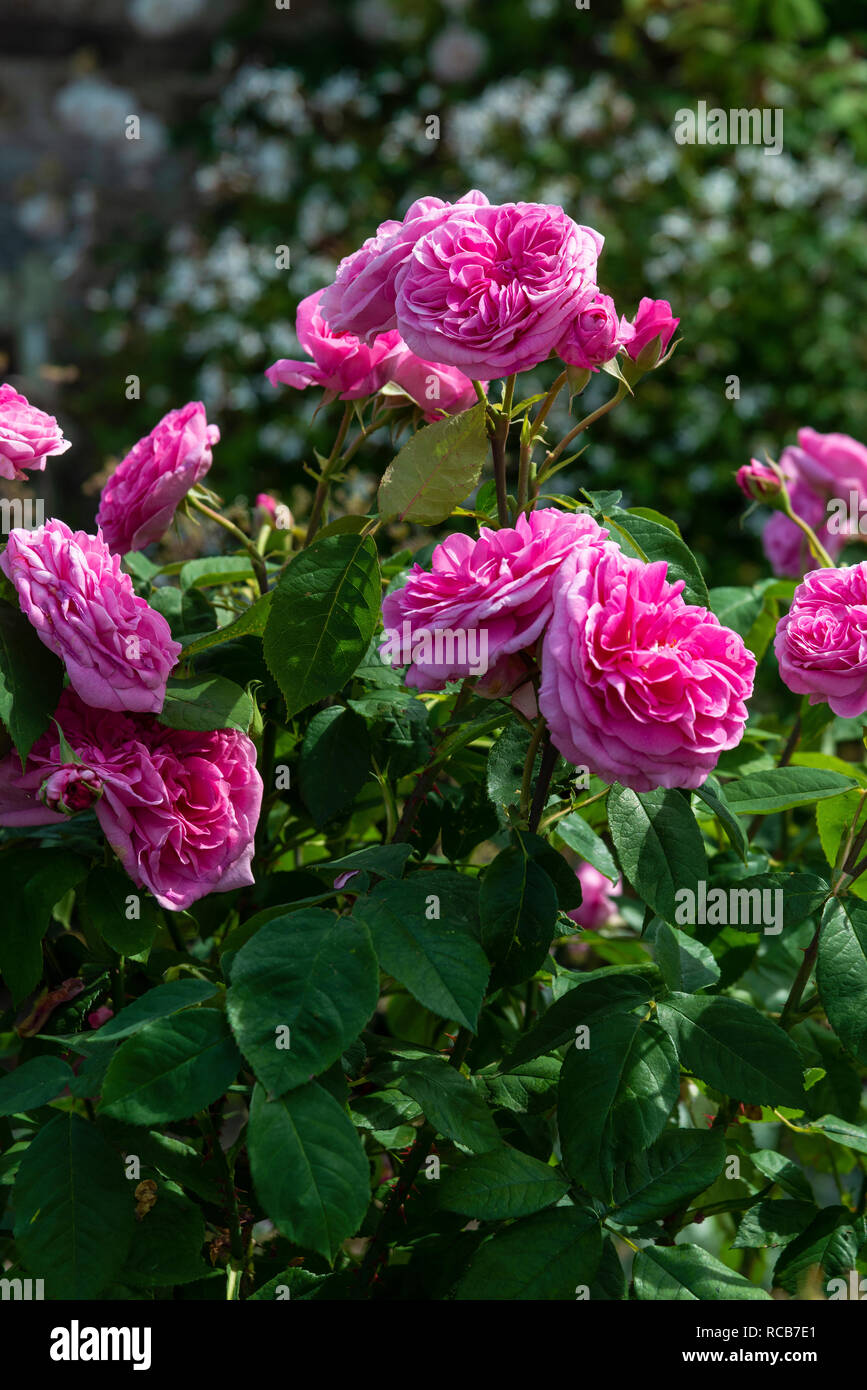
(607, 784), (707, 923)
(263, 535), (380, 720)
(158, 674), (254, 733)
(377, 401), (488, 524)
(633, 1243), (771, 1300)
(12, 1112), (135, 1298)
(555, 813), (619, 882)
(247, 1081), (369, 1261)
(179, 592), (272, 658)
(454, 1206), (602, 1300)
(353, 874), (489, 1031)
(612, 1129), (726, 1225)
(506, 965), (659, 1070)
(605, 508), (709, 607)
(722, 767), (858, 814)
(559, 1012), (679, 1200)
(817, 898), (867, 1064)
(656, 993), (805, 1108)
(479, 845), (558, 988)
(0, 1055), (75, 1116)
(226, 909), (378, 1095)
(395, 1057), (499, 1153)
(99, 1008), (241, 1124)
(439, 1147), (569, 1220)
(732, 1199), (817, 1249)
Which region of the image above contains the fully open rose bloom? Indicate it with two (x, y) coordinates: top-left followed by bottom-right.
(394, 202), (603, 379)
(266, 289), (398, 401)
(761, 428), (867, 577)
(0, 383), (71, 480)
(539, 547), (755, 791)
(96, 401), (219, 556)
(319, 190), (490, 341)
(775, 562), (867, 717)
(0, 519), (180, 713)
(381, 509), (610, 691)
(0, 690), (262, 911)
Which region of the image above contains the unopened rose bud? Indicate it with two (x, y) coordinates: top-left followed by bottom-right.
(736, 460), (784, 505)
(622, 298), (680, 369)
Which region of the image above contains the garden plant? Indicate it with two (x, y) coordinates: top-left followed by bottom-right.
(3, 186), (867, 1307)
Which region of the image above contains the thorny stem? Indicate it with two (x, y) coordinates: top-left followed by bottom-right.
(490, 375), (517, 527)
(198, 1109), (246, 1298)
(519, 719), (548, 825)
(528, 734), (559, 835)
(187, 494), (269, 597)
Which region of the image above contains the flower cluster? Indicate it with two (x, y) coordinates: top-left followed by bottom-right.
(0, 388), (262, 910)
(383, 509), (755, 792)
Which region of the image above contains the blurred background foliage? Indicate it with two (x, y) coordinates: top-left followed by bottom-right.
(1, 0), (866, 584)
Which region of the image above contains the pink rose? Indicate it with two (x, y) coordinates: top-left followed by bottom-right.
(319, 191), (490, 341)
(539, 547), (755, 791)
(759, 429), (867, 577)
(380, 509), (610, 692)
(0, 519), (181, 714)
(265, 290), (398, 401)
(736, 460), (783, 504)
(0, 690), (262, 911)
(774, 562), (867, 718)
(88, 1006), (114, 1030)
(566, 860), (623, 931)
(622, 298), (679, 365)
(556, 293), (623, 371)
(0, 383), (71, 480)
(96, 402), (219, 556)
(379, 339), (482, 421)
(394, 202), (603, 378)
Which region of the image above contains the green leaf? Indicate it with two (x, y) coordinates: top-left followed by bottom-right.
(479, 845), (559, 988)
(475, 1056), (561, 1113)
(750, 1149), (813, 1201)
(772, 1206), (859, 1295)
(652, 919), (721, 992)
(732, 1199), (817, 1249)
(555, 813), (619, 882)
(247, 1081), (369, 1261)
(263, 534), (380, 720)
(0, 1055), (75, 1116)
(226, 909), (378, 1095)
(715, 872), (828, 932)
(99, 1008), (241, 1124)
(607, 785), (707, 922)
(0, 849), (89, 1002)
(506, 965), (659, 1069)
(395, 1057), (500, 1153)
(633, 1243), (771, 1300)
(813, 1113), (867, 1155)
(606, 508), (709, 607)
(817, 898), (867, 1064)
(179, 592), (272, 658)
(486, 721), (541, 825)
(559, 1012), (679, 1200)
(12, 1112), (135, 1298)
(158, 674), (254, 733)
(656, 993), (805, 1108)
(693, 776), (748, 861)
(318, 844), (413, 880)
(0, 601), (65, 763)
(377, 401), (488, 525)
(75, 979), (219, 1045)
(708, 585), (766, 638)
(439, 1148), (569, 1220)
(180, 555), (256, 589)
(455, 1205), (602, 1300)
(612, 1129), (727, 1225)
(79, 866), (161, 957)
(722, 767), (858, 814)
(299, 706), (371, 827)
(126, 1186), (208, 1287)
(353, 874), (489, 1032)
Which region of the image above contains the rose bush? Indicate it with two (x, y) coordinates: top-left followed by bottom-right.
(2, 195), (867, 1311)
